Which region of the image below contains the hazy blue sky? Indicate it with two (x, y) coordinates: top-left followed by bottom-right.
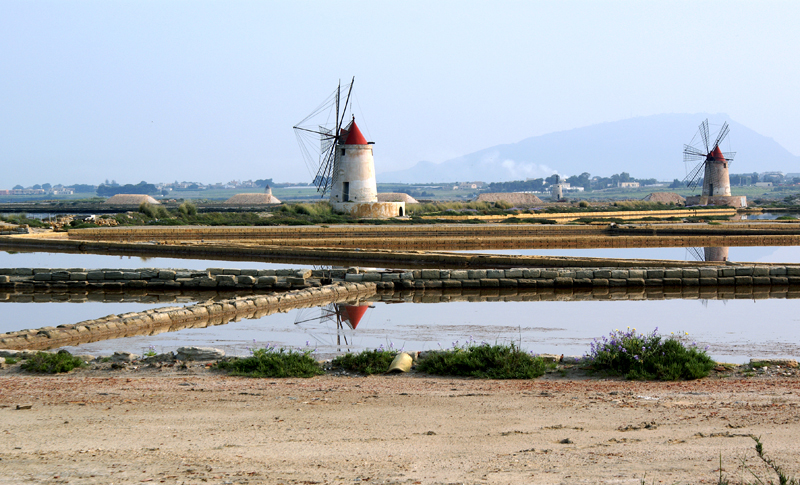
(1, 0), (798, 186)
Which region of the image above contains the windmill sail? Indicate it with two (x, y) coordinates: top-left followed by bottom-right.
(293, 78), (355, 196)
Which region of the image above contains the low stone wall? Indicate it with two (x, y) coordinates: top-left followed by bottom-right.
(344, 266), (800, 289)
(0, 282), (377, 351)
(3, 265), (800, 293)
(0, 267), (317, 291)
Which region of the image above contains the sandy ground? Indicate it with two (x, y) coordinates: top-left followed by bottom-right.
(1, 364), (800, 485)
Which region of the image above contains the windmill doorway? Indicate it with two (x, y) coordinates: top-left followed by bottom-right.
(342, 182), (350, 202)
(399, 207), (404, 216)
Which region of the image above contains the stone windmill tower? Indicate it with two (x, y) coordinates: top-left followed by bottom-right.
(293, 78), (405, 218)
(683, 119), (747, 207)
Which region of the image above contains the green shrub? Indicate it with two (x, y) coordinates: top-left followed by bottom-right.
(4, 357), (18, 365)
(777, 215), (797, 220)
(578, 200), (589, 208)
(178, 201), (198, 216)
(331, 348), (397, 375)
(417, 341), (550, 379)
(20, 350), (86, 374)
(215, 345), (323, 378)
(138, 202), (170, 219)
(586, 328), (715, 380)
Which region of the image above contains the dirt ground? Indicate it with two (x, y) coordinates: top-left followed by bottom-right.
(1, 363), (800, 485)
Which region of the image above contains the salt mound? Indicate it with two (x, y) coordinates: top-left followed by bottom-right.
(643, 192), (685, 205)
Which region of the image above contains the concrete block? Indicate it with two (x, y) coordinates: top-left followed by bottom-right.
(575, 270), (593, 279)
(286, 277), (306, 286)
(626, 278), (645, 287)
(421, 269), (439, 279)
(400, 272), (414, 281)
(735, 276), (753, 285)
(198, 277), (218, 288)
(771, 277), (789, 285)
(258, 275), (278, 285)
(645, 278), (663, 286)
(593, 270), (611, 278)
(486, 270), (504, 279)
(69, 272), (88, 281)
(451, 270), (468, 280)
(14, 268), (33, 275)
(699, 278), (717, 286)
(480, 279), (500, 287)
(719, 267), (736, 277)
(517, 279), (537, 287)
(439, 270), (451, 279)
(592, 278), (609, 287)
(499, 278), (518, 287)
(33, 273), (52, 281)
(554, 277), (573, 287)
(681, 269), (700, 278)
(646, 269), (665, 279)
(770, 267), (788, 276)
(461, 279), (481, 288)
(217, 275), (238, 287)
(664, 269), (682, 279)
(753, 277), (772, 286)
(238, 275), (257, 285)
(362, 273), (381, 282)
(505, 269), (523, 278)
(122, 272), (141, 280)
(540, 270), (558, 279)
(752, 266), (770, 277)
(208, 268), (224, 275)
(663, 278), (682, 286)
(468, 270), (487, 279)
(158, 270), (176, 280)
(442, 280), (462, 288)
(735, 267), (754, 276)
(787, 267), (800, 276)
(424, 280), (443, 288)
(345, 274), (364, 283)
(699, 268), (717, 278)
(0, 275), (9, 284)
(628, 270), (646, 279)
(717, 277), (735, 285)
(223, 269), (241, 275)
(611, 270), (629, 279)
(104, 271), (124, 280)
(239, 269), (258, 277)
(573, 278), (593, 286)
(522, 269), (540, 278)
(608, 278), (627, 287)
(683, 278), (700, 286)
(381, 274), (400, 282)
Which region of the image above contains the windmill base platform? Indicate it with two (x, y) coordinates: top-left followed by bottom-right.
(332, 201), (406, 218)
(685, 195), (747, 208)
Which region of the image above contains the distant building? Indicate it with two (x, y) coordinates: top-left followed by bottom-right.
(619, 181), (640, 188)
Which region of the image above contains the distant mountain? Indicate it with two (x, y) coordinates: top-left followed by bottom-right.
(378, 113), (799, 183)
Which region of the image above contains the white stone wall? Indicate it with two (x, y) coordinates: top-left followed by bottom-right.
(702, 161), (731, 196)
(330, 145), (378, 204)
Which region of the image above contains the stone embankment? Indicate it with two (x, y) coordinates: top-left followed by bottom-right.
(3, 265), (800, 293)
(0, 281), (377, 351)
(0, 267), (318, 291)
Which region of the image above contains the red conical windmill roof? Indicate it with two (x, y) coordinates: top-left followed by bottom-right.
(340, 304), (369, 329)
(708, 146), (726, 162)
(343, 120), (368, 145)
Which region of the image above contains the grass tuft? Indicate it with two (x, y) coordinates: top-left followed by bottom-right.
(215, 346), (323, 378)
(417, 341), (550, 379)
(586, 328), (715, 380)
(20, 350), (86, 374)
(331, 349), (397, 375)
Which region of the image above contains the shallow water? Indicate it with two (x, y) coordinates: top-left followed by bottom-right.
(0, 251), (309, 271)
(50, 292), (800, 364)
(469, 246), (800, 263)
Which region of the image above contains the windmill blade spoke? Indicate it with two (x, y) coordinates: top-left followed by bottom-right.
(713, 122), (730, 149)
(699, 119), (710, 153)
(687, 247), (705, 262)
(683, 145), (707, 162)
(721, 151), (736, 161)
(683, 161), (705, 190)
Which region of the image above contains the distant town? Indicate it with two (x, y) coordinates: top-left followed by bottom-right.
(1, 171), (798, 201)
